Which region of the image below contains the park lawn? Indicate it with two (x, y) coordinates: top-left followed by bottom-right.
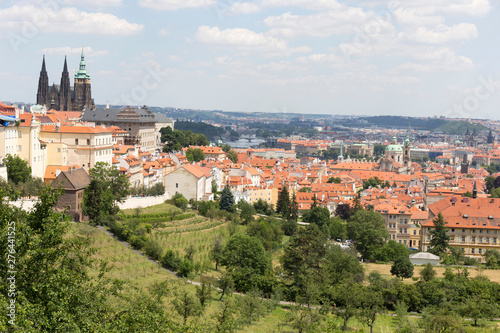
(364, 262), (500, 284)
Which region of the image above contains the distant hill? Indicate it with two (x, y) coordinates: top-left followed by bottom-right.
(435, 120), (490, 134)
(358, 116), (490, 134)
(359, 116), (447, 131)
(174, 121), (225, 141)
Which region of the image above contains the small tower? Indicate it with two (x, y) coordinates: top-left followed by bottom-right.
(460, 154), (469, 174)
(36, 55), (49, 107)
(403, 136), (411, 172)
(472, 180), (477, 199)
(338, 140), (344, 161)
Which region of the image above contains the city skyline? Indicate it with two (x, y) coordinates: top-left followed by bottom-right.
(0, 0), (499, 119)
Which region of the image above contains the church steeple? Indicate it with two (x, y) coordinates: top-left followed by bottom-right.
(75, 48), (90, 79)
(36, 55), (49, 107)
(59, 55), (71, 111)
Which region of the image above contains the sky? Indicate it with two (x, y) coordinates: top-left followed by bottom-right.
(0, 0), (499, 119)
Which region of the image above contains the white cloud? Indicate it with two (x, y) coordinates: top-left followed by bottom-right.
(195, 26), (310, 56)
(63, 0), (123, 6)
(158, 29), (170, 36)
(261, 0), (342, 11)
(39, 46), (108, 57)
(225, 2), (261, 15)
(264, 8), (387, 38)
(403, 23), (477, 44)
(139, 0), (214, 10)
(0, 5), (143, 35)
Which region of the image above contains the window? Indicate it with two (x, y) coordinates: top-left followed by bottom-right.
(462, 236), (466, 242)
(462, 229), (465, 232)
(451, 228), (455, 232)
(176, 183), (178, 188)
(471, 248), (475, 254)
(75, 139), (79, 145)
(479, 229), (483, 234)
(87, 139), (90, 145)
(472, 237), (476, 243)
(413, 230), (417, 235)
(404, 228), (407, 234)
(494, 238), (497, 244)
(57, 148), (61, 153)
(479, 237), (483, 243)
(486, 237), (489, 243)
(400, 228), (403, 234)
(479, 248), (482, 254)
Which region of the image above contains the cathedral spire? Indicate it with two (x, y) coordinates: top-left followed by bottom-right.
(41, 55), (47, 72)
(37, 55), (49, 106)
(63, 55), (68, 73)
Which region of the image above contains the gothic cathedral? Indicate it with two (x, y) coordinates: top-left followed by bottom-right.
(36, 50), (95, 111)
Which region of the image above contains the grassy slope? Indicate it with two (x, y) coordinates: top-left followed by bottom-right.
(71, 202), (500, 332)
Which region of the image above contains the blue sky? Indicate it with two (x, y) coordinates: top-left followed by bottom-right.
(0, 0), (499, 119)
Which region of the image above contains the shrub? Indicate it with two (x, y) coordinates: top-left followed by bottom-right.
(144, 239), (164, 261)
(129, 235), (148, 250)
(178, 259), (194, 278)
(162, 249), (182, 271)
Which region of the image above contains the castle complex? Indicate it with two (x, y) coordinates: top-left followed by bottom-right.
(36, 50), (95, 111)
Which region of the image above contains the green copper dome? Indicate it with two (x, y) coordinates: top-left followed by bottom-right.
(74, 48), (90, 80)
(386, 144), (403, 152)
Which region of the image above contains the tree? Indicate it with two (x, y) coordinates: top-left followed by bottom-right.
(219, 186), (235, 212)
(323, 246), (364, 285)
(357, 288), (384, 333)
(289, 192), (299, 222)
(390, 257), (414, 280)
(420, 263), (437, 282)
(3, 154), (31, 184)
(276, 186), (290, 217)
(226, 150), (238, 163)
(373, 240), (409, 262)
(335, 204), (351, 220)
(84, 162), (129, 225)
(0, 185), (127, 331)
(327, 177), (341, 184)
(428, 213), (450, 256)
(281, 225), (327, 303)
(347, 209), (389, 261)
(237, 289), (265, 325)
(238, 200), (256, 225)
(302, 206), (330, 228)
(185, 147), (205, 162)
(247, 218), (283, 250)
(458, 296), (500, 326)
(253, 199), (273, 216)
(173, 291), (202, 325)
(221, 143), (231, 152)
(333, 282), (364, 331)
(329, 217), (347, 241)
(195, 281), (213, 308)
(220, 234), (271, 291)
(210, 235), (224, 270)
(213, 297), (235, 332)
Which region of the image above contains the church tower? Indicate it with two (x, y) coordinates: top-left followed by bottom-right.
(59, 56), (72, 111)
(36, 55), (49, 107)
(73, 49), (95, 111)
(403, 136), (411, 171)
